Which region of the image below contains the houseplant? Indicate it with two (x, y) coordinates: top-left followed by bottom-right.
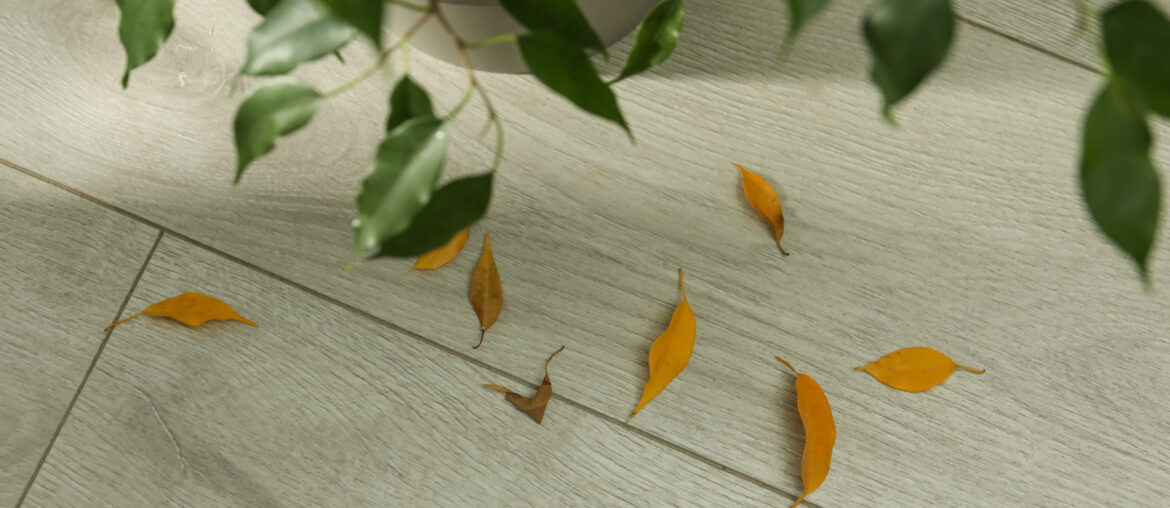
(111, 0), (1166, 284)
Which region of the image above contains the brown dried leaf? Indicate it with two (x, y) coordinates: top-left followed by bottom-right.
(484, 346), (565, 424)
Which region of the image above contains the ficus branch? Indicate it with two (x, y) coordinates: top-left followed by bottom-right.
(324, 7), (435, 98)
(429, 0), (505, 172)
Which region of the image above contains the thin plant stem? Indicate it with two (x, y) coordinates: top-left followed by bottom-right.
(324, 10), (434, 98)
(465, 33), (517, 50)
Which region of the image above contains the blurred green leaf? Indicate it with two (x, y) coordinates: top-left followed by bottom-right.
(233, 78), (322, 182)
(242, 0), (355, 75)
(247, 0), (280, 14)
(518, 31), (628, 135)
(386, 76), (434, 132)
(319, 0), (383, 46)
(863, 0), (955, 121)
(353, 117), (449, 257)
(616, 0), (684, 82)
(500, 0), (606, 56)
(1102, 0), (1170, 117)
(1081, 81), (1161, 280)
(376, 173), (494, 257)
(784, 0), (831, 42)
(114, 0), (175, 88)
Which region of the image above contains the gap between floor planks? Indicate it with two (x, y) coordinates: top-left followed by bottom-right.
(14, 231), (164, 507)
(1, 160), (824, 507)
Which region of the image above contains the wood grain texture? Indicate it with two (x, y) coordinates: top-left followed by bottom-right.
(0, 169), (158, 506)
(3, 0), (1170, 505)
(956, 0), (1170, 71)
(21, 236), (782, 507)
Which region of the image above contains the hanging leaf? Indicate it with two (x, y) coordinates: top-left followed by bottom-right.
(735, 163), (790, 255)
(517, 31), (630, 136)
(470, 233), (503, 349)
(855, 347), (984, 392)
(1080, 81), (1161, 281)
(414, 227), (470, 270)
(499, 0), (606, 56)
(106, 292), (258, 330)
(484, 346), (565, 424)
(615, 0), (684, 83)
(776, 357), (836, 508)
(375, 173), (493, 258)
(234, 78), (322, 182)
(241, 0), (355, 76)
(863, 0), (955, 121)
(247, 0), (280, 14)
(114, 0), (175, 88)
(628, 269), (696, 422)
(317, 0), (383, 46)
(386, 76), (435, 132)
(1102, 1), (1170, 118)
(784, 0), (832, 43)
(352, 116), (449, 258)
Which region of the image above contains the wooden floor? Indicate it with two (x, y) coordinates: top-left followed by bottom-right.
(3, 0), (1169, 506)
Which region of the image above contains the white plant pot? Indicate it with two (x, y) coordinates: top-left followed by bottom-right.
(389, 0), (661, 74)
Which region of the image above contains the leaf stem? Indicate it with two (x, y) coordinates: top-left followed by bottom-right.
(775, 356), (799, 375)
(955, 364), (986, 374)
(323, 9), (434, 99)
(464, 33), (518, 50)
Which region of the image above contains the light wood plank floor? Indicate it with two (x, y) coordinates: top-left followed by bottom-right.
(3, 0), (1169, 506)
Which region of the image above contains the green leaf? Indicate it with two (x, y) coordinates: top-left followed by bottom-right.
(863, 0), (955, 121)
(242, 0), (355, 76)
(784, 0), (831, 42)
(386, 76), (434, 132)
(1101, 0), (1170, 118)
(233, 78), (322, 182)
(353, 117), (449, 257)
(375, 173), (494, 257)
(1081, 81), (1161, 280)
(517, 31), (629, 135)
(616, 0), (684, 82)
(247, 0), (280, 14)
(318, 0), (383, 46)
(114, 0), (175, 88)
(499, 0), (606, 56)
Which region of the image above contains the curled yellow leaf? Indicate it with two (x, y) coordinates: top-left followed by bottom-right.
(469, 233), (502, 349)
(484, 346), (564, 424)
(414, 227), (470, 270)
(628, 269), (696, 422)
(105, 292), (257, 331)
(735, 163), (789, 255)
(855, 347), (985, 392)
(777, 357), (836, 508)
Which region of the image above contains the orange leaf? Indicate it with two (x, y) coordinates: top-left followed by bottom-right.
(628, 269), (696, 422)
(776, 357), (836, 508)
(484, 346), (564, 424)
(469, 233), (502, 349)
(855, 347), (985, 392)
(414, 227), (470, 270)
(735, 163), (789, 255)
(105, 292), (257, 331)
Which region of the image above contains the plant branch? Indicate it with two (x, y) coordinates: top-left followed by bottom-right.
(324, 8), (434, 98)
(430, 0), (498, 120)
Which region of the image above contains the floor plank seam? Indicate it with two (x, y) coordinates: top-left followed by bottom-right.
(0, 158), (816, 505)
(14, 230), (164, 507)
(955, 14), (1100, 75)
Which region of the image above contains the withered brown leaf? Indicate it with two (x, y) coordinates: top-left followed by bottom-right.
(484, 346), (565, 424)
